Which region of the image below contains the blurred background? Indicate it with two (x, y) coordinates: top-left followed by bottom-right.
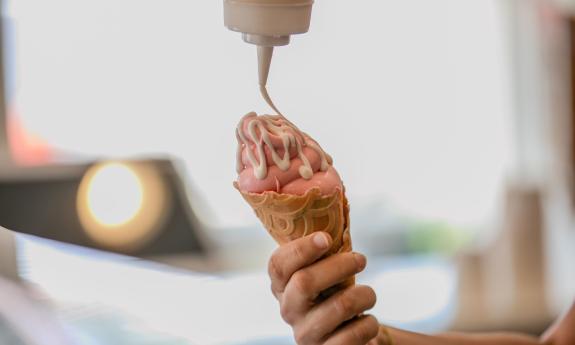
(0, 0), (574, 344)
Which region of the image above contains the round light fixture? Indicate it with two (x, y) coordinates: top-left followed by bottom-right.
(86, 163), (143, 226)
(77, 161), (169, 252)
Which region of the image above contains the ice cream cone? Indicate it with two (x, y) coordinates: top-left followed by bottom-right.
(235, 183), (354, 289)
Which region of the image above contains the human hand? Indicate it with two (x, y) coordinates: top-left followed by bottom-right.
(268, 232), (379, 345)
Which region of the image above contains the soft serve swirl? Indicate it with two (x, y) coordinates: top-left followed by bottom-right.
(236, 112), (343, 195)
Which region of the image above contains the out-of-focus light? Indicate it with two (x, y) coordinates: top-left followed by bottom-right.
(86, 163), (143, 226)
(77, 161), (169, 252)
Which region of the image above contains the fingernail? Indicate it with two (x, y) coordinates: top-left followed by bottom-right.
(354, 253), (367, 270)
(313, 233), (330, 249)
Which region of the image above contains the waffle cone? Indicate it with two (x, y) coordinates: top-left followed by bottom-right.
(235, 183), (354, 289)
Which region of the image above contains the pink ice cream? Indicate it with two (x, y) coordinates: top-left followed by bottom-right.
(235, 112), (343, 195)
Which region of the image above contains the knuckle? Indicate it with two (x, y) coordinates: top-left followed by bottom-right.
(337, 253), (361, 275)
(291, 270), (314, 295)
(335, 293), (354, 316)
(268, 252), (285, 282)
(292, 241), (307, 263)
(350, 326), (366, 343)
(357, 315), (379, 341)
(294, 328), (310, 345)
(365, 316), (380, 339)
(270, 282), (284, 301)
(294, 332), (303, 345)
(279, 302), (297, 325)
(352, 316), (379, 343)
(300, 319), (325, 343)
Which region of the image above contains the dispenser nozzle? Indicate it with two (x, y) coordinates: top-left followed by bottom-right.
(224, 0), (315, 117)
(257, 46), (274, 88)
(257, 45), (282, 115)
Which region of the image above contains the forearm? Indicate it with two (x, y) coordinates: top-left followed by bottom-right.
(374, 300), (575, 345)
(374, 326), (541, 345)
(434, 331), (540, 345)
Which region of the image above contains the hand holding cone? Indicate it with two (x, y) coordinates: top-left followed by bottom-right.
(235, 184), (353, 289)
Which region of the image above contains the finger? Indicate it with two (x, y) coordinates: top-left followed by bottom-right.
(268, 232), (332, 298)
(324, 315), (380, 345)
(299, 285), (376, 342)
(282, 252), (366, 315)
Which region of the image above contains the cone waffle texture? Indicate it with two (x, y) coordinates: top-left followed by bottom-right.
(235, 183), (354, 288)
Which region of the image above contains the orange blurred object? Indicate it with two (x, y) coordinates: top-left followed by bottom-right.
(7, 110), (53, 165)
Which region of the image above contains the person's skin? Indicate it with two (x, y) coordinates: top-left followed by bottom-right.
(268, 231), (575, 345)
